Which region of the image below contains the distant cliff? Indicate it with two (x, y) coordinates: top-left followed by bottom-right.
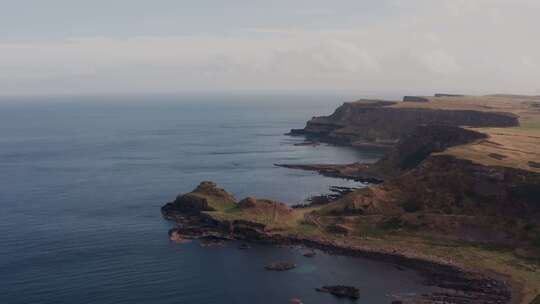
(290, 100), (519, 148)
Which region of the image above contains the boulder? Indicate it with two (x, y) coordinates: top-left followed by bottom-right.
(265, 261), (297, 271)
(238, 243), (251, 250)
(316, 285), (360, 299)
(303, 251), (316, 258)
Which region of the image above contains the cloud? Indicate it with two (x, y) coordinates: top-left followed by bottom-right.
(0, 0), (539, 95)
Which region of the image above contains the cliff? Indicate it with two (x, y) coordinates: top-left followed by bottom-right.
(291, 99), (518, 148)
(162, 94), (540, 304)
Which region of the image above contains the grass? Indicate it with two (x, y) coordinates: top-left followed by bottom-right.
(344, 232), (540, 304)
(392, 94), (540, 173)
(184, 192), (236, 212)
(205, 200), (540, 303)
(443, 126), (540, 173)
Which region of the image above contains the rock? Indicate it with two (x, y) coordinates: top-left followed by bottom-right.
(529, 161), (540, 169)
(290, 298), (303, 304)
(316, 285), (360, 299)
(265, 261), (297, 271)
(488, 153), (507, 160)
(238, 197), (258, 209)
(232, 220), (267, 239)
(326, 223), (351, 235)
(199, 236), (227, 247)
(168, 230), (191, 244)
(166, 181), (237, 214)
(294, 140), (320, 146)
(200, 239), (225, 247)
(403, 96), (429, 102)
(303, 251), (316, 258)
(238, 198), (292, 214)
(238, 243), (251, 250)
(434, 93), (464, 97)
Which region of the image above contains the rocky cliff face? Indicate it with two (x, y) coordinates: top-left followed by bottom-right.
(294, 99), (539, 246)
(291, 100), (519, 147)
(374, 125), (487, 175)
(389, 155), (540, 219)
(321, 153), (540, 245)
(281, 125), (489, 181)
(161, 181), (237, 214)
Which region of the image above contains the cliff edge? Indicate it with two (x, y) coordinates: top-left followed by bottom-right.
(162, 94), (540, 304)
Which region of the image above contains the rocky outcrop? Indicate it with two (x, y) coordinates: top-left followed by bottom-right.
(279, 125), (488, 182)
(435, 93), (465, 97)
(162, 182), (295, 242)
(265, 261), (297, 271)
(231, 220), (268, 240)
(403, 96), (429, 102)
(161, 180), (514, 304)
(238, 197), (292, 215)
(303, 250), (316, 257)
(374, 125), (487, 175)
(275, 163), (383, 183)
(388, 155), (540, 220)
(324, 154), (540, 245)
(162, 181), (236, 215)
(291, 100), (518, 147)
(316, 285), (360, 299)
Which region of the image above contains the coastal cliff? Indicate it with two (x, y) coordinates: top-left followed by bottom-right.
(162, 94), (540, 304)
(290, 99), (518, 148)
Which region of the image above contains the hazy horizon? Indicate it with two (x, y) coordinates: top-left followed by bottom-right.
(1, 0), (540, 97)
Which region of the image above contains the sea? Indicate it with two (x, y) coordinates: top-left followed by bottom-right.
(0, 94), (434, 304)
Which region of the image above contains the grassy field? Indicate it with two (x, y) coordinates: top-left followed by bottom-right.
(391, 94), (540, 173)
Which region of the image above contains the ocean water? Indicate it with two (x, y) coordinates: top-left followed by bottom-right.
(0, 94), (432, 304)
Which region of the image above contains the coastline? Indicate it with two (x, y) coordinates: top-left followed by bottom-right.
(161, 94), (540, 304)
(163, 210), (513, 304)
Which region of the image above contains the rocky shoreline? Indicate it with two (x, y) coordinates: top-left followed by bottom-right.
(160, 95), (540, 303)
(163, 211), (511, 304)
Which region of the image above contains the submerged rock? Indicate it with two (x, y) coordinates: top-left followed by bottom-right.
(303, 251), (316, 258)
(316, 285), (360, 299)
(199, 240), (225, 247)
(264, 261), (297, 271)
(238, 243), (251, 250)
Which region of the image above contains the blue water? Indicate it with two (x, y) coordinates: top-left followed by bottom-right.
(0, 95), (432, 304)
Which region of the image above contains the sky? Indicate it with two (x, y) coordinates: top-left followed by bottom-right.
(1, 0), (539, 96)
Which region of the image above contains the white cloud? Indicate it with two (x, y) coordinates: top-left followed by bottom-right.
(0, 0), (539, 95)
(419, 50), (462, 74)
